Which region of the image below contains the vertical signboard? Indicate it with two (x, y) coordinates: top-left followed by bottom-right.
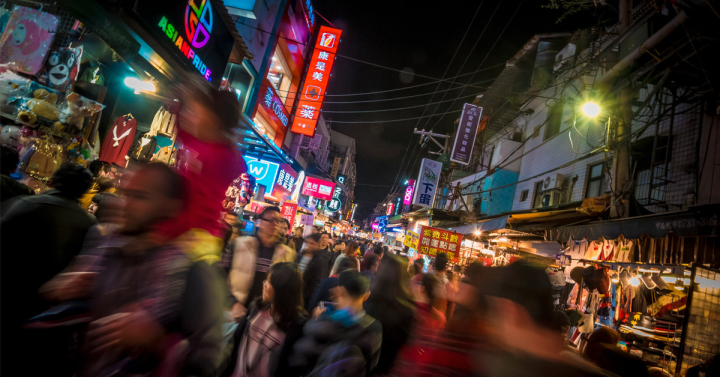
(412, 159), (441, 208)
(403, 179), (416, 205)
(281, 202), (298, 228)
(326, 186), (342, 213)
(386, 202), (394, 216)
(377, 215), (388, 234)
(290, 26), (343, 137)
(417, 226), (463, 262)
(272, 164), (299, 199)
(330, 157), (341, 178)
(450, 104), (483, 165)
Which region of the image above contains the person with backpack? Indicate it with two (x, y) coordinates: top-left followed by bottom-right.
(290, 270), (382, 377)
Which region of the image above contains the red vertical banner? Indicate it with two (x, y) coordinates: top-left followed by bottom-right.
(291, 26), (342, 137)
(417, 226), (463, 263)
(281, 202), (298, 229)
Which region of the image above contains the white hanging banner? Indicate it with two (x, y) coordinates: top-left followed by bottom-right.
(412, 158), (442, 208)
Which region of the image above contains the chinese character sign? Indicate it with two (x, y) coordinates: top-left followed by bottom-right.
(403, 179), (415, 205)
(331, 157), (341, 178)
(412, 159), (441, 208)
(301, 176), (335, 201)
(404, 230), (420, 250)
(326, 186), (342, 212)
(377, 216), (388, 233)
(281, 202), (298, 230)
(450, 104), (483, 165)
(271, 164), (299, 199)
(291, 26), (342, 137)
(386, 202), (394, 216)
(417, 226), (463, 262)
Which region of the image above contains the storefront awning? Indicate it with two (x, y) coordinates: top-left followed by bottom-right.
(545, 204), (720, 241)
(237, 114), (303, 173)
(454, 216), (509, 234)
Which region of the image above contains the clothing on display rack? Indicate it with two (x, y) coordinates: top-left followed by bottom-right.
(585, 240), (604, 260)
(78, 64), (105, 86)
(616, 239), (634, 262)
(149, 105), (176, 136)
(99, 114), (136, 166)
(127, 134), (157, 163)
(153, 145), (177, 165)
(599, 240), (615, 261)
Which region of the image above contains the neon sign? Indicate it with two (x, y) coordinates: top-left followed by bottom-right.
(159, 15), (212, 81)
(185, 0), (213, 49)
(290, 26), (342, 137)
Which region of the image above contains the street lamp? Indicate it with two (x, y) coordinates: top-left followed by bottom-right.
(473, 230), (482, 236)
(583, 102), (600, 117)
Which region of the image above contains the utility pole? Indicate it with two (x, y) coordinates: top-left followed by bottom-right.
(610, 0), (633, 219)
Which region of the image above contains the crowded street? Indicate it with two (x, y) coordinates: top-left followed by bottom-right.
(1, 0), (720, 376)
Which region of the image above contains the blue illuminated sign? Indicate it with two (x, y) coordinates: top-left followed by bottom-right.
(243, 156), (280, 195)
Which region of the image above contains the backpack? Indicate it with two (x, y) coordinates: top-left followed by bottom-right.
(308, 315), (377, 377)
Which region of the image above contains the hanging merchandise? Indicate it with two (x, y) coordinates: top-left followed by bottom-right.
(585, 239), (604, 260)
(15, 88), (59, 125)
(127, 133), (157, 163)
(1, 124), (21, 149)
(599, 239), (615, 261)
(222, 172), (256, 214)
(153, 145), (177, 165)
(99, 114), (136, 166)
(23, 137), (63, 178)
(38, 46), (83, 91)
(616, 238), (634, 262)
(78, 63), (105, 86)
(0, 6), (10, 34)
(0, 6), (57, 75)
(149, 105), (176, 136)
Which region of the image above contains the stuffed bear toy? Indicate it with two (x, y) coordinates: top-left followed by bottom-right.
(39, 46), (82, 91)
(59, 92), (103, 130)
(17, 88), (58, 125)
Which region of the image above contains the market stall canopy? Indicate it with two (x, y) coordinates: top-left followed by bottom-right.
(545, 204), (720, 241)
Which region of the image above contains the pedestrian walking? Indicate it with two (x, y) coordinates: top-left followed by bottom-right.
(229, 207), (296, 321)
(330, 241), (360, 276)
(296, 233), (330, 308)
(306, 257), (358, 313)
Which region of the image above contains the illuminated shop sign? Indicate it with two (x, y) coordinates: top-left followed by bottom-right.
(301, 176), (335, 201)
(403, 179), (415, 205)
(136, 0), (234, 86)
(272, 164), (299, 198)
(304, 0), (315, 28)
(290, 25), (342, 137)
(326, 186), (342, 213)
(260, 82), (290, 128)
(243, 156), (279, 195)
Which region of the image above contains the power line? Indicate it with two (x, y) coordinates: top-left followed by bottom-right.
(328, 109), (464, 123)
(321, 94), (480, 113)
(430, 0), (524, 132)
(424, 0), (505, 131)
(389, 0), (486, 196)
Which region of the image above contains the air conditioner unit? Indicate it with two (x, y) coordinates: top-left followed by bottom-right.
(542, 173), (564, 190)
(541, 191), (562, 207)
(554, 43), (576, 72)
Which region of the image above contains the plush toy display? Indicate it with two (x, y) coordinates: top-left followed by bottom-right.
(17, 88), (59, 125)
(39, 46), (83, 91)
(0, 6), (57, 75)
(0, 66), (30, 106)
(19, 126), (41, 156)
(59, 92), (104, 129)
(1, 124), (21, 149)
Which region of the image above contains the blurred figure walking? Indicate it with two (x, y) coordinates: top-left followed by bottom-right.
(296, 233), (330, 308)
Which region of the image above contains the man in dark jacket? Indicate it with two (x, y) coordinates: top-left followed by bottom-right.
(296, 233), (330, 308)
(0, 145), (34, 213)
(1, 163), (95, 376)
(291, 270), (382, 377)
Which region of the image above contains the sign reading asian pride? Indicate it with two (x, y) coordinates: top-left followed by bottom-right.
(417, 226), (463, 262)
(404, 230), (420, 250)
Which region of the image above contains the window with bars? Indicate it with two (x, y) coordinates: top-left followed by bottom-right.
(635, 163), (668, 205)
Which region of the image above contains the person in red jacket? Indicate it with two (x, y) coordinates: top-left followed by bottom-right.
(154, 74), (247, 263)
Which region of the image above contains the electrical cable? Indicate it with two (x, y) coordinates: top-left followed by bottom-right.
(321, 94), (481, 113)
(424, 0), (505, 132)
(386, 1), (487, 197)
(327, 109), (464, 124)
(428, 0), (525, 132)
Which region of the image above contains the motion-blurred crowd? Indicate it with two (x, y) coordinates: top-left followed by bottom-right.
(2, 76), (718, 377)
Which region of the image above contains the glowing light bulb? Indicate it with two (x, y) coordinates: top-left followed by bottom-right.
(474, 230), (482, 236)
(629, 277), (640, 287)
(583, 102), (600, 117)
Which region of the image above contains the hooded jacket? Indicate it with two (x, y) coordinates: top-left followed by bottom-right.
(229, 236), (296, 305)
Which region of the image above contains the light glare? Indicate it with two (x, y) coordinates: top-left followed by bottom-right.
(583, 102), (600, 117)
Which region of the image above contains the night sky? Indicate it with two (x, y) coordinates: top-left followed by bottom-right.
(313, 0), (592, 221)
